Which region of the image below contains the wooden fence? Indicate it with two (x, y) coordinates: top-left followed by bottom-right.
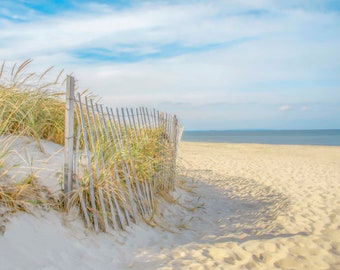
(63, 76), (183, 232)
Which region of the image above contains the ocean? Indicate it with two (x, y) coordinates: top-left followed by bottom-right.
(181, 129), (340, 146)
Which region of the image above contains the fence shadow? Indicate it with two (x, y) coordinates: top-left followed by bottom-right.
(168, 172), (292, 245)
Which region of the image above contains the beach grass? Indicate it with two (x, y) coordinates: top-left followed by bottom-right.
(0, 60), (178, 231)
(0, 60), (65, 213)
(0, 59), (65, 147)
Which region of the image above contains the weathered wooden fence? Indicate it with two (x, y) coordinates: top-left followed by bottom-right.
(63, 76), (183, 232)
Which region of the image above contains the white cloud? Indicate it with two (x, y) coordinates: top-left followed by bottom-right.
(1, 1), (324, 61)
(279, 105), (292, 111)
(0, 0), (339, 129)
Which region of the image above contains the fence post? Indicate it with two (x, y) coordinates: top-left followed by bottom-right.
(64, 75), (75, 204)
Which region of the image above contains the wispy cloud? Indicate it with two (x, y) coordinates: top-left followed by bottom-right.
(1, 2), (275, 61)
(0, 0), (339, 129)
(279, 105), (292, 111)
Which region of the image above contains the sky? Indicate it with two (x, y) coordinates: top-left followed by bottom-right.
(1, 0), (339, 130)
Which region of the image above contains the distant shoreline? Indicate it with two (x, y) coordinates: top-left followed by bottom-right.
(183, 128), (340, 132)
(181, 129), (340, 146)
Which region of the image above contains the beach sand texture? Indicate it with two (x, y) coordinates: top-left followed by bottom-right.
(1, 140), (340, 269)
(172, 142), (340, 270)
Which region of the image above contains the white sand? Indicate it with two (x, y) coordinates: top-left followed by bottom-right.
(1, 139), (340, 269)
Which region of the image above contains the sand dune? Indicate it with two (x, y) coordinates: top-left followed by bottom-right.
(1, 140), (340, 269)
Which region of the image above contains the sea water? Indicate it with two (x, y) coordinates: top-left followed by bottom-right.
(181, 130), (340, 146)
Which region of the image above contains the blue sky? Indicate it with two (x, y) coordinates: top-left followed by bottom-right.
(1, 0), (339, 130)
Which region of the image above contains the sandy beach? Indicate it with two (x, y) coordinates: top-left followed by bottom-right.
(1, 140), (340, 269)
(174, 142), (340, 269)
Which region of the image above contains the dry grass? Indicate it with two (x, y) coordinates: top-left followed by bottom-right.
(0, 60), (64, 216)
(0, 60), (182, 232)
(0, 174), (58, 213)
(0, 60), (65, 148)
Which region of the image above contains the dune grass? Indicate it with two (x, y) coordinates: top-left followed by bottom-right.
(0, 60), (65, 148)
(0, 60), (65, 214)
(0, 60), (180, 232)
